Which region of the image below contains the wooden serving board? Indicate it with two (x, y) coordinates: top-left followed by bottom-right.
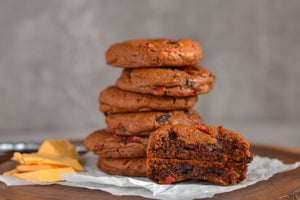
(0, 143), (299, 200)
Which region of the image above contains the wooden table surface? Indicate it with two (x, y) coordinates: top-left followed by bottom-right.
(0, 143), (300, 200)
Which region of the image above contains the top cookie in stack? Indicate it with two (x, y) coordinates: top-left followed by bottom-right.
(85, 38), (214, 177)
(106, 38), (203, 68)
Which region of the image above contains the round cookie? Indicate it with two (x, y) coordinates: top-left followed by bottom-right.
(115, 66), (215, 96)
(105, 38), (203, 68)
(106, 109), (205, 136)
(99, 86), (198, 114)
(84, 129), (148, 158)
(97, 157), (146, 177)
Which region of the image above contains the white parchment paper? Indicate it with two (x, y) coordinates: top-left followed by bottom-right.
(1, 152), (300, 200)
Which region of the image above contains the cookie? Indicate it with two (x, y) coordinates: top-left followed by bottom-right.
(99, 86), (198, 114)
(106, 109), (205, 136)
(147, 125), (253, 163)
(115, 66), (215, 96)
(146, 125), (253, 185)
(105, 38), (203, 68)
(84, 129), (148, 158)
(97, 157), (147, 177)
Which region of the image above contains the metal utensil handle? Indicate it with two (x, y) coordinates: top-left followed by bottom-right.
(0, 143), (87, 153)
(0, 143), (40, 152)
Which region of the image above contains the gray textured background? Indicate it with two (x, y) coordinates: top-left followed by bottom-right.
(0, 0), (299, 147)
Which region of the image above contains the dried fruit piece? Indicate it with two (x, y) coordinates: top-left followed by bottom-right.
(141, 42), (155, 48)
(164, 175), (176, 184)
(155, 86), (167, 93)
(126, 136), (142, 144)
(198, 126), (210, 133)
(165, 48), (179, 53)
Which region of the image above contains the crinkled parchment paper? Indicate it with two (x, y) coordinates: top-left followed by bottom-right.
(1, 152), (299, 200)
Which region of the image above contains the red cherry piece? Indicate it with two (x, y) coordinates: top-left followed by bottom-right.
(192, 43), (199, 49)
(235, 142), (247, 149)
(157, 58), (161, 65)
(183, 66), (195, 75)
(141, 42), (155, 48)
(165, 48), (179, 53)
(155, 87), (167, 93)
(190, 89), (198, 95)
(115, 122), (120, 130)
(164, 175), (176, 184)
(183, 66), (191, 70)
(177, 91), (184, 95)
(225, 172), (235, 183)
(126, 137), (142, 144)
(198, 126), (210, 133)
(95, 143), (104, 150)
(225, 162), (232, 169)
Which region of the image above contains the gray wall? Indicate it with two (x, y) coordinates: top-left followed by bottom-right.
(1, 0), (300, 135)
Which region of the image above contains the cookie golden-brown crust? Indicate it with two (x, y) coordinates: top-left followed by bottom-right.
(106, 109), (205, 136)
(84, 129), (148, 158)
(99, 86), (198, 114)
(115, 66), (215, 96)
(105, 38), (203, 68)
(97, 157), (147, 177)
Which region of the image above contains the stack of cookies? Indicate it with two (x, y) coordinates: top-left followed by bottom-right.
(84, 38), (216, 177)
